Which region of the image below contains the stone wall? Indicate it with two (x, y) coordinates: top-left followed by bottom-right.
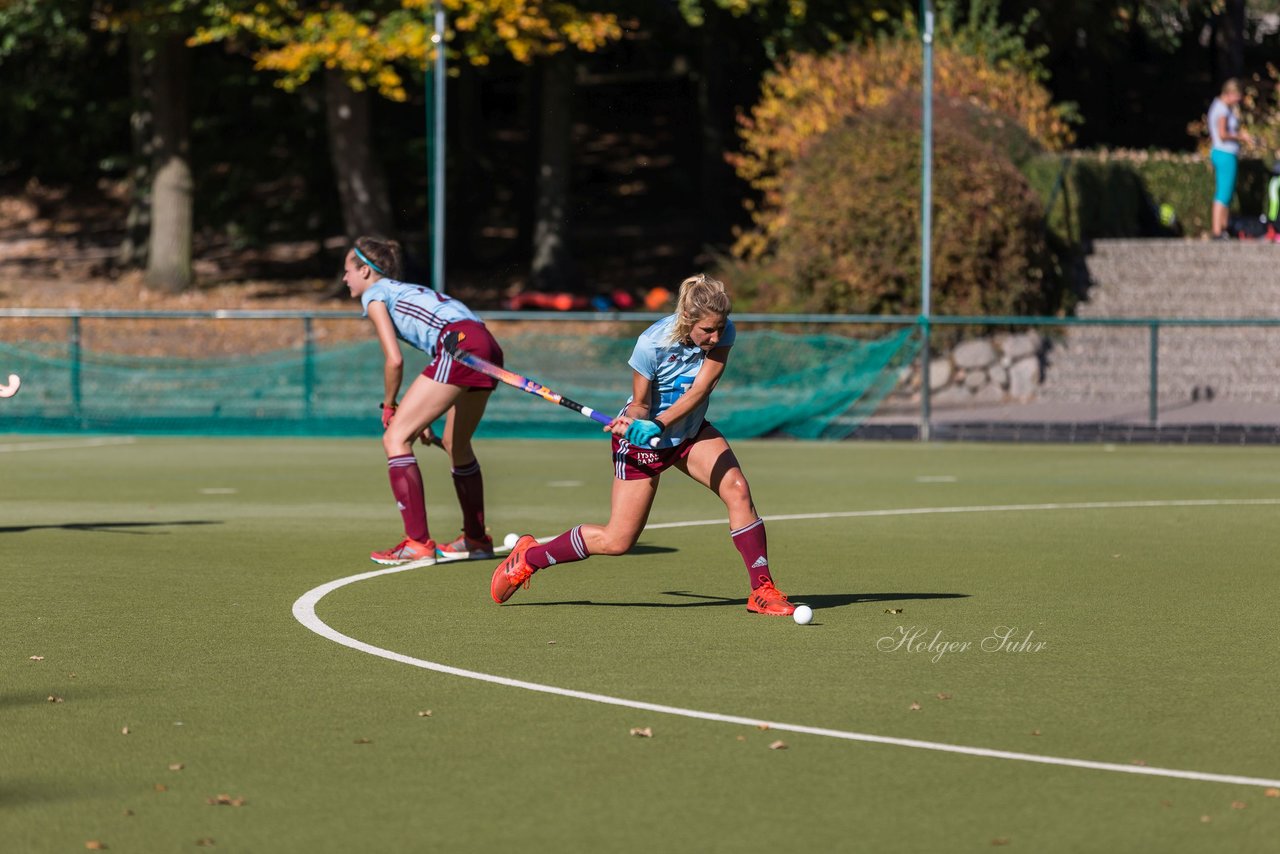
(900, 332), (1047, 406)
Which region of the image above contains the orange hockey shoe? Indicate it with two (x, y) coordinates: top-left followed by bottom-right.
(370, 537), (437, 566)
(490, 535), (537, 604)
(746, 580), (796, 616)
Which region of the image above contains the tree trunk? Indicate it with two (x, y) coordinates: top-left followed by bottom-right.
(1213, 0), (1245, 84)
(530, 51), (576, 291)
(118, 29), (152, 269)
(324, 69), (394, 243)
(145, 33), (193, 293)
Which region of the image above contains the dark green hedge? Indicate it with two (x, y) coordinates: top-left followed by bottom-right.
(1025, 151), (1273, 243)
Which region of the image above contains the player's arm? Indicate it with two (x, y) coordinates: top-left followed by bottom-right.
(608, 372), (654, 437)
(650, 346), (730, 431)
(366, 301), (404, 409)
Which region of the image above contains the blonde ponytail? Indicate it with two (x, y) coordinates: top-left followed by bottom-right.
(668, 274), (731, 343)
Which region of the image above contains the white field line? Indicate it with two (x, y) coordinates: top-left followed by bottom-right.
(644, 498), (1280, 531)
(292, 499), (1280, 790)
(0, 437), (138, 453)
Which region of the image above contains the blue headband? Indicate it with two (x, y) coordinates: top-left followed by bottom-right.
(353, 246), (386, 276)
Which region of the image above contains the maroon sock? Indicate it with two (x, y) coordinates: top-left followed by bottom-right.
(526, 526), (590, 571)
(731, 518), (773, 589)
(450, 459), (486, 541)
(387, 454), (429, 542)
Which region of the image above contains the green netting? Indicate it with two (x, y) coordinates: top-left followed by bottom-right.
(0, 327), (920, 439)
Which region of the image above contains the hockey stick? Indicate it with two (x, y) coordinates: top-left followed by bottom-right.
(440, 330), (659, 447)
(0, 373), (20, 399)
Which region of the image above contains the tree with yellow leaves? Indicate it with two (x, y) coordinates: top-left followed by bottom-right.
(194, 1), (622, 278)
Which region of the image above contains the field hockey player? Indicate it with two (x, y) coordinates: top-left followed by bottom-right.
(491, 274), (798, 616)
(344, 236), (504, 565)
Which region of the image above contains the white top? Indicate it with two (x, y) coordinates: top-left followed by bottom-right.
(1208, 98), (1240, 155)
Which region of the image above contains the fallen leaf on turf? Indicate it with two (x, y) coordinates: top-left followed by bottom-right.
(122, 810), (134, 817)
(992, 839), (1010, 847)
(168, 763), (184, 771)
(29, 655), (44, 661)
(154, 784), (167, 793)
(48, 695), (63, 703)
(629, 727), (653, 738)
(884, 608), (903, 614)
(1031, 730), (1041, 736)
(1266, 788), (1280, 798)
(1200, 815), (1212, 823)
(417, 710), (432, 717)
(207, 794), (246, 806)
(936, 693), (952, 700)
(768, 740), (788, 750)
(736, 736), (746, 742)
(121, 727), (130, 735)
(909, 702), (922, 711)
(196, 839), (215, 847)
(1231, 801), (1247, 810)
(354, 738), (372, 744)
(85, 842), (106, 850)
(69, 673), (77, 678)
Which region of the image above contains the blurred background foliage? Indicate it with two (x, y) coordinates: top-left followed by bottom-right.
(0, 0), (1277, 311)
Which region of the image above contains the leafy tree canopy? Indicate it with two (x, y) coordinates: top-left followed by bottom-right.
(193, 1), (624, 101)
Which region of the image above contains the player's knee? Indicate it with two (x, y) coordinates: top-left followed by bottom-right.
(722, 476), (752, 509)
(383, 430), (413, 456)
(595, 531), (638, 556)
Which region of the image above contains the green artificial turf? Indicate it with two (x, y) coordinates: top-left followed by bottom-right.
(2, 436), (1278, 853)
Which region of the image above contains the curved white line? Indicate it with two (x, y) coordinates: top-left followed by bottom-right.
(293, 500), (1280, 789)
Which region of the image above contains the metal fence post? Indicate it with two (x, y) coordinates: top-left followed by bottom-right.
(303, 316), (315, 419)
(1148, 321), (1159, 427)
(920, 318), (932, 441)
(69, 315), (83, 424)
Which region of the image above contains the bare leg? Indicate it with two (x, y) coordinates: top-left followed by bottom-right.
(380, 375), (463, 544)
(676, 426), (776, 590)
(675, 426), (757, 529)
(385, 375), (464, 457)
(440, 389), (492, 466)
(578, 475), (661, 556)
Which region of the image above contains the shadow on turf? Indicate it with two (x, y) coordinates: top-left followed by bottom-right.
(0, 685), (128, 709)
(623, 544), (678, 556)
(0, 779), (96, 807)
(0, 520), (221, 535)
(510, 590), (969, 610)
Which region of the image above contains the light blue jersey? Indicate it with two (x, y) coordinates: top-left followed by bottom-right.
(361, 278), (479, 357)
(1208, 98), (1240, 155)
(626, 314), (736, 448)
